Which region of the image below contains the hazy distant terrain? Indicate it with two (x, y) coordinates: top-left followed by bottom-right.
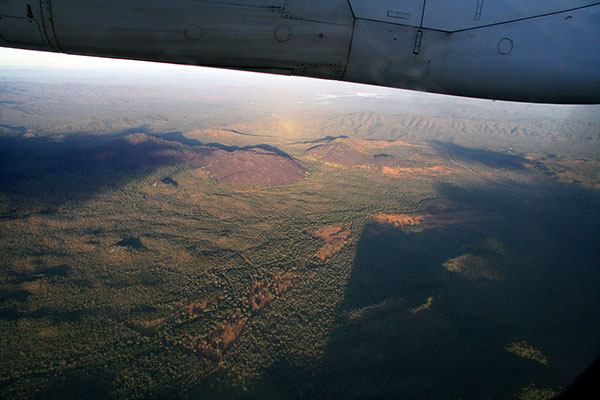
(1, 67), (599, 399)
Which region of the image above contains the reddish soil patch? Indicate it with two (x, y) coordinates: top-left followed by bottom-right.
(202, 147), (306, 186)
(247, 280), (275, 313)
(183, 318), (248, 362)
(311, 226), (344, 241)
(245, 273), (294, 313)
(381, 166), (454, 177)
(373, 213), (430, 227)
(307, 143), (372, 166)
(218, 320), (247, 351)
(310, 225), (351, 260)
(272, 274), (293, 295)
(306, 141), (409, 168)
(184, 273), (294, 362)
(127, 317), (166, 336)
(183, 300), (209, 315)
(372, 155), (410, 168)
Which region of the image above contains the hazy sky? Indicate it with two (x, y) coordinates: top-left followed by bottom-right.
(2, 46), (599, 124)
(0, 46), (215, 71)
(0, 46), (420, 103)
(0, 46), (337, 89)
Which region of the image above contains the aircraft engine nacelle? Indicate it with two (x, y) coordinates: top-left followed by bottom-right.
(1, 0), (599, 104)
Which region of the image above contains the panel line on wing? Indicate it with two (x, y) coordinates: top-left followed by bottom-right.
(436, 2), (600, 33)
(40, 0), (62, 51)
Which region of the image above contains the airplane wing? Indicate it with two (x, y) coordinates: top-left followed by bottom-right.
(1, 0), (598, 103)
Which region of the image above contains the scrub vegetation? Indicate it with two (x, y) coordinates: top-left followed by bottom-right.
(0, 76), (599, 399)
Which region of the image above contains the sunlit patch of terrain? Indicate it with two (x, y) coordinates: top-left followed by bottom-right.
(442, 253), (503, 281)
(410, 296), (434, 315)
(372, 213), (430, 227)
(517, 383), (559, 400)
(506, 341), (549, 366)
(381, 165), (455, 178)
(347, 299), (392, 322)
(310, 225), (352, 261)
